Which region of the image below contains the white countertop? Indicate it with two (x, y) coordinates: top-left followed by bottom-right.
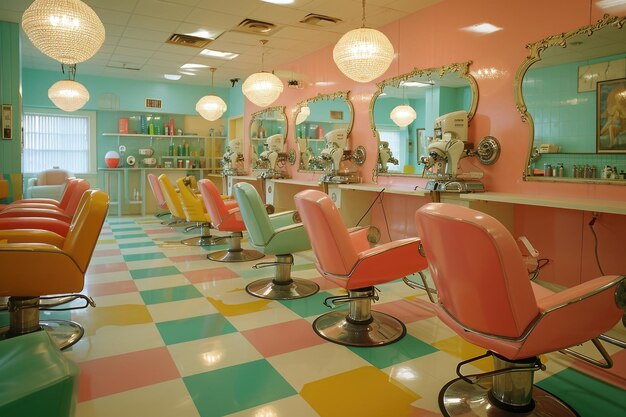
(460, 192), (626, 215)
(271, 179), (321, 187)
(338, 183), (430, 197)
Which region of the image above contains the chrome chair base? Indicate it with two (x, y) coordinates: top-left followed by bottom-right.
(246, 278), (319, 300)
(181, 235), (222, 246)
(0, 320), (84, 351)
(208, 248), (264, 262)
(439, 378), (578, 417)
(312, 310), (406, 347)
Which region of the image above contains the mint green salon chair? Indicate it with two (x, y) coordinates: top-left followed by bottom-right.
(233, 182), (319, 300)
(0, 330), (78, 416)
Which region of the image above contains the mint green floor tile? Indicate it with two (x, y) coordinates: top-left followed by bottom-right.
(119, 241), (156, 249)
(279, 291), (346, 317)
(111, 226), (143, 231)
(292, 262), (316, 272)
(124, 252), (166, 262)
(131, 266), (180, 279)
(348, 334), (438, 368)
(157, 314), (236, 345)
(536, 368), (626, 417)
(184, 359), (296, 417)
(114, 233), (147, 240)
(140, 284), (202, 305)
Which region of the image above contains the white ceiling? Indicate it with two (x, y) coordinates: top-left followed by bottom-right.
(0, 0), (442, 87)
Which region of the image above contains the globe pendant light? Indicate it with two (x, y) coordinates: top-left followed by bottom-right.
(48, 64), (89, 112)
(196, 68), (228, 121)
(390, 105), (416, 127)
(295, 106), (310, 125)
(333, 0), (394, 83)
(242, 40), (284, 107)
(22, 0), (105, 65)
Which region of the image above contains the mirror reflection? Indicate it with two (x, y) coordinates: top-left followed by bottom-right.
(370, 62), (478, 176)
(294, 91), (354, 172)
(517, 15), (626, 183)
(250, 106), (289, 178)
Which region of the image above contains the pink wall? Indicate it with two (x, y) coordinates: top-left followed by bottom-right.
(243, 0), (626, 285)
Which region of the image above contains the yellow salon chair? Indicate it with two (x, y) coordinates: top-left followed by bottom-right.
(176, 177), (221, 246)
(0, 190), (109, 349)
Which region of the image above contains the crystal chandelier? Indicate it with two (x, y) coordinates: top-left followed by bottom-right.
(242, 40), (283, 107)
(48, 64), (89, 112)
(390, 105), (416, 127)
(196, 68), (228, 121)
(333, 0), (394, 83)
(22, 0), (105, 65)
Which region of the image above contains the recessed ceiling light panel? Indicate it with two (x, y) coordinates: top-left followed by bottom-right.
(200, 49), (239, 60)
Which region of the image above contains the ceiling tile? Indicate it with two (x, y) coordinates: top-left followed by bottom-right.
(86, 0), (139, 13)
(128, 14), (181, 32)
(135, 0), (193, 21)
(92, 8), (132, 25)
(195, 0), (259, 16)
(387, 0), (442, 13)
(123, 27), (172, 42)
(117, 37), (164, 51)
(113, 46), (155, 58)
(183, 8), (243, 30)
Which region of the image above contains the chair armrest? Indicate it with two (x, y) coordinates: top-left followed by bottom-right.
(347, 226), (370, 253)
(27, 177), (38, 188)
(0, 228), (65, 247)
(0, 208), (72, 222)
(536, 275), (624, 313)
(2, 203), (64, 212)
(268, 210), (298, 229)
(266, 222), (310, 254)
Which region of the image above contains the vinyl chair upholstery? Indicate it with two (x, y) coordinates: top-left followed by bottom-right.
(415, 203), (625, 417)
(233, 182), (319, 299)
(147, 173), (171, 220)
(0, 178), (89, 223)
(157, 174), (187, 224)
(176, 176), (221, 246)
(26, 168), (71, 199)
(294, 189), (428, 347)
(6, 177), (78, 209)
(198, 179), (263, 262)
(0, 190), (109, 349)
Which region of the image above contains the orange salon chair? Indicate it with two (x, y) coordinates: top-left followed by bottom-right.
(176, 176), (222, 246)
(294, 189), (428, 346)
(0, 178), (89, 223)
(198, 179), (264, 262)
(415, 203), (625, 417)
(0, 190), (109, 350)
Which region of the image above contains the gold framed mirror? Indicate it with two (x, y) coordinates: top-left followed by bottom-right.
(249, 106), (288, 171)
(516, 15), (626, 184)
(294, 91), (354, 171)
(370, 61), (478, 177)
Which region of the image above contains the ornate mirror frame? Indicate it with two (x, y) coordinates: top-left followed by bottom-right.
(369, 61), (479, 179)
(515, 14), (626, 184)
(294, 90), (354, 172)
(249, 106), (288, 169)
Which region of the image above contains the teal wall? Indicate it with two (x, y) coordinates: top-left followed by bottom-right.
(228, 82), (244, 118)
(0, 22), (21, 201)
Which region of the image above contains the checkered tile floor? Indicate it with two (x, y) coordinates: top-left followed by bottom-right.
(7, 216), (626, 417)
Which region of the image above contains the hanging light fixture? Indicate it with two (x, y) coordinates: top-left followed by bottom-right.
(242, 40), (284, 107)
(196, 68), (228, 121)
(390, 104), (416, 127)
(22, 0), (105, 65)
(48, 64), (89, 112)
(333, 0), (394, 83)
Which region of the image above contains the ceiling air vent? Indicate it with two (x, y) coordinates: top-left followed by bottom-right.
(166, 33), (212, 48)
(233, 18), (278, 35)
(145, 98), (162, 109)
(300, 13), (342, 27)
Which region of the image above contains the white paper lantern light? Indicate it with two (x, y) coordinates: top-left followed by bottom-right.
(390, 105), (416, 127)
(196, 95), (227, 121)
(48, 79), (90, 112)
(333, 27), (394, 83)
(22, 0), (105, 64)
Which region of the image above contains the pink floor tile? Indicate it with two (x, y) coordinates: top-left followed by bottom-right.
(87, 262), (129, 274)
(184, 266), (239, 283)
(93, 249), (122, 257)
(78, 347), (180, 402)
(311, 276), (339, 290)
(86, 280), (138, 297)
(241, 318), (325, 357)
(169, 254), (210, 263)
(570, 346), (626, 390)
(375, 299), (436, 323)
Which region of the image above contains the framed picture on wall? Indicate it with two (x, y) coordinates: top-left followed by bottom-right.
(597, 78), (626, 153)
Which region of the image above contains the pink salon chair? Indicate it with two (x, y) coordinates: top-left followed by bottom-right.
(198, 179), (264, 262)
(147, 173), (173, 222)
(0, 178), (89, 223)
(415, 203), (625, 417)
(294, 189), (428, 347)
